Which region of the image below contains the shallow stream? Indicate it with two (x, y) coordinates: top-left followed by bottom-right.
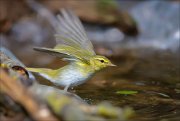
(72, 50), (180, 121)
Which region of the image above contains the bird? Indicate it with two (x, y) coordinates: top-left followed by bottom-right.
(26, 9), (116, 91)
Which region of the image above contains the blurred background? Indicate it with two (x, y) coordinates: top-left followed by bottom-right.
(0, 0), (180, 121)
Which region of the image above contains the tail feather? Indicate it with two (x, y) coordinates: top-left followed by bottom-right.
(26, 67), (46, 73)
(25, 67), (57, 77)
(26, 67), (57, 82)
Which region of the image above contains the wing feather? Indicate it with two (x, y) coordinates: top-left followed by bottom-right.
(34, 9), (96, 63)
(34, 47), (73, 59)
(55, 9), (96, 56)
(56, 15), (81, 44)
(61, 10), (84, 40)
(34, 45), (91, 63)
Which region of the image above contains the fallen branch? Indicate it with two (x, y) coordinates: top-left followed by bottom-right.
(0, 69), (58, 121)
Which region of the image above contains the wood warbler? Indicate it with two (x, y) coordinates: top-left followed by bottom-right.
(26, 9), (115, 91)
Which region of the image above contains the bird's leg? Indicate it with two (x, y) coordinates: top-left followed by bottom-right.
(64, 84), (70, 92)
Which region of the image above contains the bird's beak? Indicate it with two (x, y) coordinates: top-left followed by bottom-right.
(109, 63), (116, 67)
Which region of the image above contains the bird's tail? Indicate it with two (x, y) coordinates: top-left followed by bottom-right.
(25, 67), (45, 73)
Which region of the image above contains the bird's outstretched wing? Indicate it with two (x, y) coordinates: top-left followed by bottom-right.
(55, 9), (96, 55)
(34, 9), (95, 62)
(34, 45), (93, 63)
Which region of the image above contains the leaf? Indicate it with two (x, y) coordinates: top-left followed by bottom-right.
(116, 90), (138, 95)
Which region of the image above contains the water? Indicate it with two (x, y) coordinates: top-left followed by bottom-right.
(71, 50), (180, 121)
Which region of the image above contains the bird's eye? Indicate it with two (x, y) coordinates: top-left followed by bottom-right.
(100, 60), (104, 63)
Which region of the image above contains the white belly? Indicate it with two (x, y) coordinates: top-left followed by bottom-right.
(40, 65), (93, 87)
(56, 69), (89, 87)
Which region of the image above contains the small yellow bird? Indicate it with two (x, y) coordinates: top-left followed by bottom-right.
(26, 9), (115, 91)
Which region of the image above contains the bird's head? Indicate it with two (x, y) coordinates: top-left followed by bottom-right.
(89, 55), (116, 71)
